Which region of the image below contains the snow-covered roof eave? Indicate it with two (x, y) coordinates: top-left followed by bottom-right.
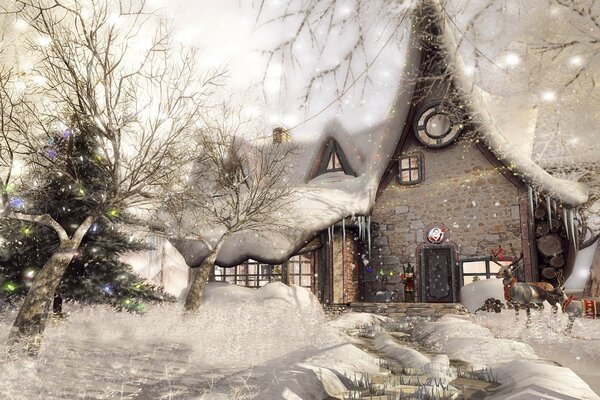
(429, 0), (589, 208)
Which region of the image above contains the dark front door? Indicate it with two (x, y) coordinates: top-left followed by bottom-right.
(420, 246), (457, 303)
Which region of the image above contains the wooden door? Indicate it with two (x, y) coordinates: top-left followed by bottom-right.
(420, 246), (457, 303)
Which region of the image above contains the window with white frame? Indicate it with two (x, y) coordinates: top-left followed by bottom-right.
(460, 257), (513, 286)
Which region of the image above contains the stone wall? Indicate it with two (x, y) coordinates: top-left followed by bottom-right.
(370, 137), (524, 294)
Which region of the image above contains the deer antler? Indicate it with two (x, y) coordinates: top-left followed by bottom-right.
(507, 243), (523, 269)
(490, 245), (502, 266)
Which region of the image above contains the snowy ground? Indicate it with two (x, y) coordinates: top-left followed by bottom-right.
(1, 282), (599, 399)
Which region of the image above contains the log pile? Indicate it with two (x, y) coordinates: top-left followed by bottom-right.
(533, 196), (569, 284)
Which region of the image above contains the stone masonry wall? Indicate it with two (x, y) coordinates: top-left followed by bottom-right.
(371, 137), (523, 285)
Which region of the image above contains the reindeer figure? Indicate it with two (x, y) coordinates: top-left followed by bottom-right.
(553, 286), (600, 334)
(493, 245), (558, 324)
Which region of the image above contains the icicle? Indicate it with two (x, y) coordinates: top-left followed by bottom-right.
(532, 190), (537, 211)
(358, 216), (363, 240)
(546, 195), (552, 230)
(527, 186), (534, 220)
(331, 222), (334, 243)
(569, 209), (577, 251)
(328, 225), (332, 244)
(342, 217), (346, 246)
(361, 216), (365, 241)
(367, 215), (371, 258)
(562, 207), (569, 242)
(552, 199), (557, 215)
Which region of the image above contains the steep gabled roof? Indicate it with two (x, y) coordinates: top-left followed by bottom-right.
(426, 0), (587, 207)
(171, 1), (589, 268)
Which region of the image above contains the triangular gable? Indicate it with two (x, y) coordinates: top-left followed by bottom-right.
(314, 139), (356, 178)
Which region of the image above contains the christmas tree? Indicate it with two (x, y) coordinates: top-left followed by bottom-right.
(0, 118), (172, 311)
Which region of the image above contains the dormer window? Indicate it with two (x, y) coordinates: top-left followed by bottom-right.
(315, 139), (355, 177)
(398, 154), (423, 185)
(326, 149), (343, 172)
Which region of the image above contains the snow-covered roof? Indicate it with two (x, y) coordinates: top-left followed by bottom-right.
(431, 0), (588, 207)
(170, 0), (589, 267)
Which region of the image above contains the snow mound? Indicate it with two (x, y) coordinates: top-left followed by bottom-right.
(305, 342), (384, 377)
(327, 311), (390, 332)
(460, 278), (505, 312)
(414, 315), (537, 369)
(255, 282), (320, 310)
(443, 337), (537, 369)
(373, 332), (430, 369)
(203, 282), (256, 303)
(203, 281), (320, 311)
(413, 315), (493, 345)
(489, 360), (600, 400)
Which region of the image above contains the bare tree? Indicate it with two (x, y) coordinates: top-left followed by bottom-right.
(0, 0), (223, 354)
(163, 100), (298, 312)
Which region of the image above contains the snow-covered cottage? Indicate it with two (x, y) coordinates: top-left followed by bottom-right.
(135, 1), (592, 304)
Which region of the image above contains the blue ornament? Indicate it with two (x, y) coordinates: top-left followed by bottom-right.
(46, 149), (57, 159)
(9, 197), (24, 209)
(62, 129), (71, 139)
(367, 267), (372, 273)
(102, 284), (113, 295)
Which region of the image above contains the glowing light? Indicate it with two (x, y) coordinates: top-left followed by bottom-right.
(37, 35), (52, 47)
(24, 269), (35, 279)
(503, 53), (521, 67)
(31, 75), (46, 86)
(2, 281), (18, 293)
(107, 208), (120, 217)
(12, 79), (27, 93)
(569, 56), (584, 67)
(541, 91), (556, 102)
(21, 226), (33, 236)
(14, 19), (27, 31)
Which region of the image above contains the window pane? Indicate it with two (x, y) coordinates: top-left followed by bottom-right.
(401, 170), (411, 182)
(289, 263), (300, 274)
(409, 157), (419, 168)
(401, 158), (410, 169)
(333, 152), (340, 169)
(237, 265), (247, 275)
(247, 276), (257, 288)
(289, 274), (299, 286)
(247, 263), (257, 274)
(225, 275), (235, 283)
(301, 276), (312, 287)
(462, 261), (487, 274)
(271, 274), (282, 282)
(260, 264), (271, 277)
(410, 170), (419, 182)
(214, 266), (224, 276)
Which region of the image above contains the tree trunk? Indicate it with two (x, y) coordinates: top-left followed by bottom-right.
(8, 217), (94, 356)
(184, 242), (223, 312)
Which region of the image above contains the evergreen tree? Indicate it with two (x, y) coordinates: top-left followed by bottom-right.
(0, 118), (172, 311)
